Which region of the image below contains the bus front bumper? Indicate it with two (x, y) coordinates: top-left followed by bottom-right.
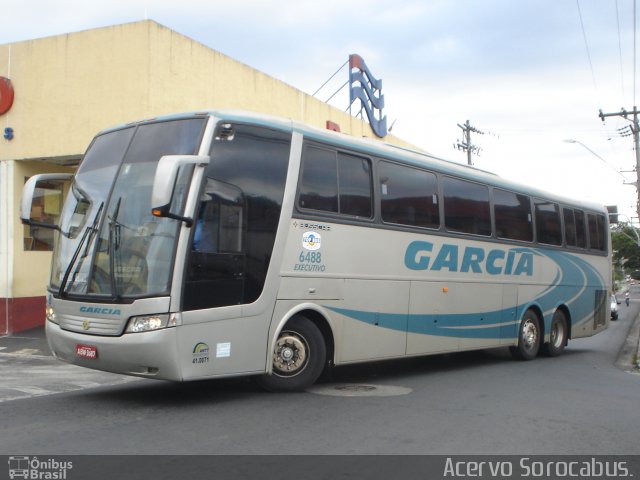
(46, 321), (183, 381)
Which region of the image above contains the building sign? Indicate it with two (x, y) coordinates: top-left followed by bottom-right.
(0, 77), (15, 115)
(349, 54), (387, 138)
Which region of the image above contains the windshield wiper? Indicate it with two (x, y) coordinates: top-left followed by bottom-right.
(108, 197), (123, 301)
(58, 202), (104, 298)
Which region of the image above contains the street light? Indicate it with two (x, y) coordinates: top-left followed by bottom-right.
(563, 139), (628, 180)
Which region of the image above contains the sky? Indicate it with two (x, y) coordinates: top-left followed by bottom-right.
(2, 0), (639, 223)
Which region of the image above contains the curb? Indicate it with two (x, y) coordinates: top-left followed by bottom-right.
(615, 308), (640, 373)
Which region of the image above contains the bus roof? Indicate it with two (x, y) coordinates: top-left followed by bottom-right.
(98, 109), (607, 214)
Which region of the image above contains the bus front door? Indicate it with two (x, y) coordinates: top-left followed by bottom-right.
(184, 182), (246, 310)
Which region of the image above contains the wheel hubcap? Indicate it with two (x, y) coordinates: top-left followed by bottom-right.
(550, 321), (564, 347)
(273, 332), (308, 377)
(522, 320), (538, 351)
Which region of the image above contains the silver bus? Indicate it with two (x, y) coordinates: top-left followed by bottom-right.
(21, 110), (611, 391)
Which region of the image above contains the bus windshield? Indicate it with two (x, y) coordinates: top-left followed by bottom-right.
(51, 117), (206, 299)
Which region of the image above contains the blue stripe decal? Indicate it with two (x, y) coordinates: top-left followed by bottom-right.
(535, 249), (605, 326)
(328, 305), (512, 339)
(326, 248), (606, 340)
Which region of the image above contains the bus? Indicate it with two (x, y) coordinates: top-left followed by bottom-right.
(21, 110), (611, 392)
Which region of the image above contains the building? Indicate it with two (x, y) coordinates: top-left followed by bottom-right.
(0, 20), (415, 334)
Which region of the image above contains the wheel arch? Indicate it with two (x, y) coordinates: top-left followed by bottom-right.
(267, 303), (336, 374)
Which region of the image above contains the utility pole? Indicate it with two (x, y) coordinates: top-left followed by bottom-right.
(599, 107), (640, 221)
(454, 120), (484, 166)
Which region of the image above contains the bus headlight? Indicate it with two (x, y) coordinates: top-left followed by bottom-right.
(125, 313), (180, 333)
(46, 305), (58, 324)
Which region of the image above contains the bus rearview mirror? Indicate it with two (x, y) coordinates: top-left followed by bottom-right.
(151, 154), (210, 217)
(21, 173), (73, 226)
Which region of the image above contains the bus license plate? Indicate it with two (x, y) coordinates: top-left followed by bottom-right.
(76, 344), (98, 359)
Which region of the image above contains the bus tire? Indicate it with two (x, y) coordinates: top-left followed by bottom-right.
(510, 309), (541, 361)
(542, 309), (568, 357)
(255, 315), (326, 392)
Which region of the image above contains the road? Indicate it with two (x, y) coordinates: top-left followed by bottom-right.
(0, 298), (639, 455)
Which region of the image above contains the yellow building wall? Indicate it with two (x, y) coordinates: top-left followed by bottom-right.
(0, 20), (416, 300)
(0, 20), (413, 164)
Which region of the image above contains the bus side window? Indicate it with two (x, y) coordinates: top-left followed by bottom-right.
(194, 202), (219, 253)
(534, 199), (561, 246)
(494, 188), (532, 242)
(443, 177), (491, 236)
(588, 213), (607, 251)
(379, 161), (439, 229)
(575, 210), (587, 248)
(193, 179), (244, 254)
(298, 146), (373, 218)
(563, 207), (577, 247)
(299, 147), (338, 212)
(338, 153), (372, 218)
(184, 124), (291, 310)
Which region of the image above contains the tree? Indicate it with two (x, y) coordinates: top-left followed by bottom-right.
(611, 223), (640, 279)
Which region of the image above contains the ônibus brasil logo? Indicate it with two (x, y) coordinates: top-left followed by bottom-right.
(8, 456), (73, 479)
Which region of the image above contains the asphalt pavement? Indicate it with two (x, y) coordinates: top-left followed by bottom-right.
(0, 326), (50, 356)
(0, 325), (137, 403)
(0, 301), (639, 403)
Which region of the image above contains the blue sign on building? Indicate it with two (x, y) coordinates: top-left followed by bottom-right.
(349, 54), (388, 138)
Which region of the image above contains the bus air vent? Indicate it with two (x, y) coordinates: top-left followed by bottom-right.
(594, 290), (606, 328)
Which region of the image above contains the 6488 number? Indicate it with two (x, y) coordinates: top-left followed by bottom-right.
(299, 251), (322, 263)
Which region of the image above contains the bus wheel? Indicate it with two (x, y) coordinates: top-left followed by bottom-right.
(510, 309), (541, 361)
(255, 315), (326, 392)
(543, 310), (568, 357)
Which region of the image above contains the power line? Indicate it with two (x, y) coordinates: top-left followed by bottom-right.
(480, 127), (623, 137)
(632, 0), (638, 108)
(616, 0), (626, 104)
(576, 0), (601, 106)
